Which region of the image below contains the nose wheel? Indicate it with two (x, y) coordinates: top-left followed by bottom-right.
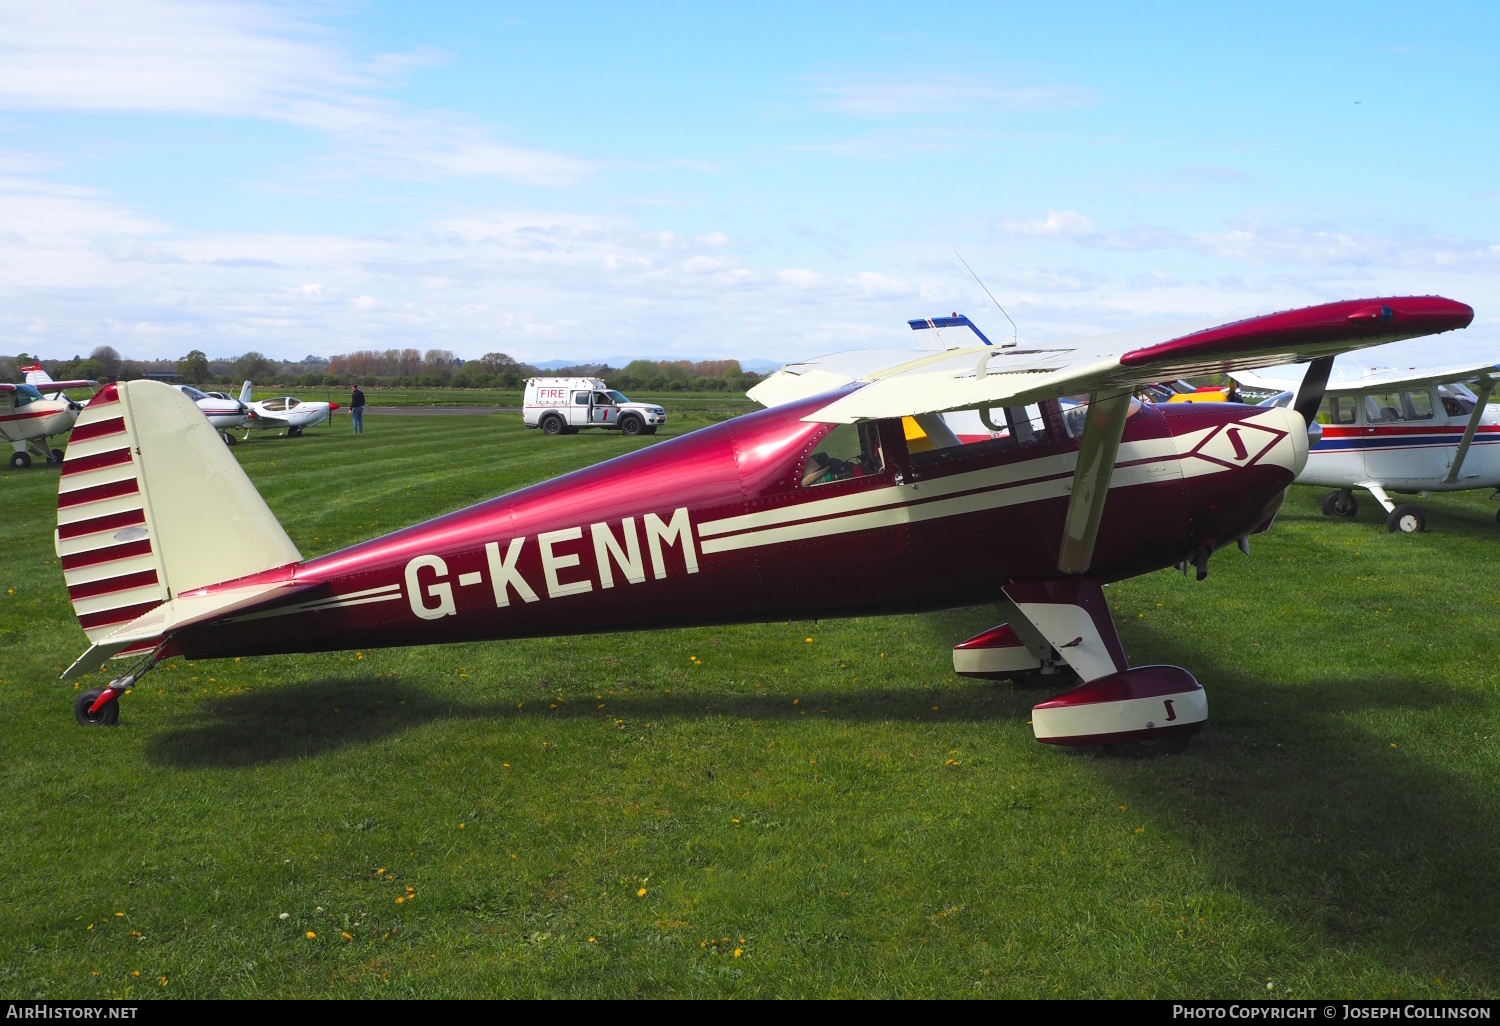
(1321, 490), (1358, 517)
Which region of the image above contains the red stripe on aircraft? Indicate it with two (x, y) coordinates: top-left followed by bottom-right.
(59, 538), (153, 571)
(78, 600), (161, 631)
(67, 568), (160, 601)
(1321, 424), (1500, 438)
(61, 447), (133, 476)
(67, 417), (127, 443)
(57, 477), (140, 509)
(57, 508), (146, 541)
(0, 409), (56, 423)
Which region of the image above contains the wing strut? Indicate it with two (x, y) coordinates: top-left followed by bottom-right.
(1057, 390), (1132, 575)
(1444, 375), (1497, 484)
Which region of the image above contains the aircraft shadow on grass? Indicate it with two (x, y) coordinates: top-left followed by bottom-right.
(143, 621), (1500, 988)
(1104, 634), (1500, 991)
(143, 675), (1038, 771)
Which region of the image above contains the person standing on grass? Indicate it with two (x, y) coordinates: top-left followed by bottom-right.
(351, 382), (366, 434)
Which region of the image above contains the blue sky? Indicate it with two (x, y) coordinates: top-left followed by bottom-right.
(2, 1), (1498, 365)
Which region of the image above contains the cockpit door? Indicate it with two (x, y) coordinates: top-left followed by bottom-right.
(1360, 387), (1446, 486)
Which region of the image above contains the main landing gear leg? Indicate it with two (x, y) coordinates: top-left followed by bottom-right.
(987, 578), (1205, 757)
(74, 650), (164, 727)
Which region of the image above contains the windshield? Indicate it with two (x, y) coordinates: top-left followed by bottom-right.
(13, 384), (45, 406)
(606, 390), (629, 404)
(180, 386), (208, 400)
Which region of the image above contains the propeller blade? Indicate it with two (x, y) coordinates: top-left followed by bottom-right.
(1292, 355), (1334, 428)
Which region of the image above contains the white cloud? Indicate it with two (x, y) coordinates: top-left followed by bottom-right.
(1000, 210), (1099, 239)
(0, 0), (591, 184)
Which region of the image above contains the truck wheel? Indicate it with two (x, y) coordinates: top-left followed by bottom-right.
(541, 415), (564, 436)
(644, 426), (658, 435)
(619, 415), (643, 437)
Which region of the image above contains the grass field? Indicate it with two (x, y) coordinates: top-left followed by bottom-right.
(247, 384), (757, 415)
(3, 410), (1499, 998)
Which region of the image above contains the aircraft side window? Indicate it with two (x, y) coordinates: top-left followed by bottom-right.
(1364, 392), (1406, 423)
(1401, 390), (1434, 421)
(1318, 395), (1357, 425)
(286, 398), (301, 409)
(906, 405), (1051, 467)
(800, 422), (884, 488)
(1061, 396), (1143, 440)
(1442, 395), (1475, 416)
(262, 398), (287, 412)
(572, 391), (591, 405)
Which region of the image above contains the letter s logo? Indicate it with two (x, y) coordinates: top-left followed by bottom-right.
(405, 555), (457, 620)
(1163, 699), (1177, 722)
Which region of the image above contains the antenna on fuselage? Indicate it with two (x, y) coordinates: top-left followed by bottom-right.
(955, 251), (1018, 347)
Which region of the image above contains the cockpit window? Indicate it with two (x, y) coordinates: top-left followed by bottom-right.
(800, 422), (884, 487)
(907, 405), (1051, 467)
(1319, 395), (1357, 425)
(12, 384), (44, 407)
(1363, 390), (1433, 423)
(180, 386), (208, 401)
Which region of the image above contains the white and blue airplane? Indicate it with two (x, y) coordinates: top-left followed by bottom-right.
(1234, 356), (1500, 533)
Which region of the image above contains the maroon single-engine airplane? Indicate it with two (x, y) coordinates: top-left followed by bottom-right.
(55, 296), (1472, 755)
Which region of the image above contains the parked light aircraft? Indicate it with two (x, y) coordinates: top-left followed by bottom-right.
(244, 393), (340, 437)
(1233, 356), (1500, 533)
(52, 296), (1471, 756)
(3, 366), (97, 468)
(175, 381), (252, 444)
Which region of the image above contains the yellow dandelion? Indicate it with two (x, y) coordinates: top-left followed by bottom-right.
(734, 948), (743, 957)
(732, 818), (740, 824)
(396, 896), (404, 904)
(306, 931), (316, 939)
(805, 637), (812, 643)
(1135, 827), (1145, 835)
(946, 759), (958, 767)
(115, 912), (124, 917)
(588, 936), (596, 943)
(159, 977), (168, 986)
(132, 970), (140, 977)
(809, 758), (816, 765)
(792, 698), (799, 705)
(460, 822), (465, 829)
(637, 887), (646, 897)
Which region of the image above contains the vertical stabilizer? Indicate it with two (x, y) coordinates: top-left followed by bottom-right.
(57, 381), (302, 672)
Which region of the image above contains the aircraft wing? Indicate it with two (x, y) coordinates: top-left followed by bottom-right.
(747, 297), (1473, 424)
(40, 379), (100, 392)
(0, 383), (13, 393)
(1233, 357), (1500, 395)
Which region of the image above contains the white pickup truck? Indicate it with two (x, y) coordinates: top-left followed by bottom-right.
(523, 377), (667, 437)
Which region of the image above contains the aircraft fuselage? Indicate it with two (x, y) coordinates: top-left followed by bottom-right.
(165, 394), (1307, 660)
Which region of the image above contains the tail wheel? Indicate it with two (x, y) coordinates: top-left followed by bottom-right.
(619, 415), (643, 437)
(47, 448), (64, 464)
(541, 415), (564, 436)
(1321, 490), (1357, 518)
(1105, 735), (1192, 759)
(74, 687), (120, 727)
(10, 451), (31, 469)
(1386, 504), (1425, 534)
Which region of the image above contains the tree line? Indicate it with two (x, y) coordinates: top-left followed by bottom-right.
(2, 347), (764, 392)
